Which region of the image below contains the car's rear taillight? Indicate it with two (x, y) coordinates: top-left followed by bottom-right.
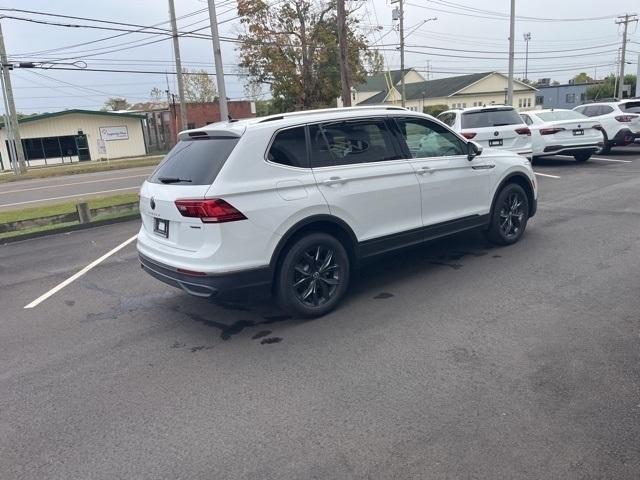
(615, 115), (637, 122)
(461, 131), (476, 139)
(592, 124), (603, 131)
(174, 198), (246, 223)
(515, 127), (531, 136)
(539, 127), (565, 135)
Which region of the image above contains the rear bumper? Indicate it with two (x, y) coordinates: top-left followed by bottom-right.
(612, 129), (640, 145)
(542, 142), (602, 154)
(139, 253), (272, 300)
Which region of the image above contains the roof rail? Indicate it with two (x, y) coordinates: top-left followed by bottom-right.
(257, 105), (408, 123)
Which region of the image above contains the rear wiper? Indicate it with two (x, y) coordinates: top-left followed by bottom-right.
(493, 123), (510, 126)
(158, 176), (192, 184)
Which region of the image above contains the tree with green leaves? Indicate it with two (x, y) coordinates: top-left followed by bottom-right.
(572, 72), (593, 84)
(587, 74), (637, 100)
(102, 97), (130, 111)
(237, 0), (371, 112)
(183, 69), (217, 103)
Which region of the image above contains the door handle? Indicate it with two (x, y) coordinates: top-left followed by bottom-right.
(323, 176), (347, 186)
(417, 166), (434, 175)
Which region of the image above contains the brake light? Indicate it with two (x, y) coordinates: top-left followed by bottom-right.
(461, 131), (476, 139)
(515, 127), (531, 136)
(174, 198), (247, 223)
(539, 127), (565, 135)
(615, 115), (637, 122)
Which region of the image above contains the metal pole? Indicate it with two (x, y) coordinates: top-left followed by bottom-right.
(636, 54), (640, 97)
(206, 0), (229, 120)
(523, 32), (531, 81)
(507, 0), (515, 105)
(618, 14), (629, 99)
(399, 0), (406, 108)
(168, 0), (188, 132)
(337, 0), (351, 107)
(0, 70), (17, 174)
(0, 20), (26, 174)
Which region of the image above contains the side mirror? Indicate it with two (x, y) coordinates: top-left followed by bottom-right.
(467, 141), (482, 161)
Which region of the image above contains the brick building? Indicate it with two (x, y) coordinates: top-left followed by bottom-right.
(130, 100), (255, 152)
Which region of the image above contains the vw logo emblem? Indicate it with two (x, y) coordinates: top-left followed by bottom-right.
(578, 124), (581, 128)
(493, 131), (499, 136)
(150, 197), (156, 210)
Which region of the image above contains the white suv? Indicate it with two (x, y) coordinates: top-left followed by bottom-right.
(137, 107), (537, 317)
(438, 106), (532, 157)
(573, 101), (640, 153)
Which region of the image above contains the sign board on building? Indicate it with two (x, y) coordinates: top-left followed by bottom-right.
(99, 125), (129, 141)
(97, 139), (107, 155)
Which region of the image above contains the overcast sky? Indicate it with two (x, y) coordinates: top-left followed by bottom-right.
(1, 0), (639, 114)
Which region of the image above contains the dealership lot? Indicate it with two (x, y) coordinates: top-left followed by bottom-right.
(2, 148), (640, 479)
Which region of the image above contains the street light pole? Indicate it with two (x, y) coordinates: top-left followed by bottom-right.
(523, 32), (531, 81)
(507, 0), (515, 106)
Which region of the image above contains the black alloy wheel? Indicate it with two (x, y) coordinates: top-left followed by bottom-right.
(486, 183), (530, 246)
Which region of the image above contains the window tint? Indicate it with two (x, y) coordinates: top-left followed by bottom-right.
(149, 137), (238, 185)
(521, 114), (533, 125)
(437, 112), (455, 127)
(580, 106), (599, 117)
(537, 110), (586, 122)
(395, 118), (465, 158)
(267, 126), (307, 167)
(600, 105), (614, 114)
(461, 108), (524, 128)
(566, 93), (576, 103)
(308, 120), (400, 167)
(620, 101), (640, 113)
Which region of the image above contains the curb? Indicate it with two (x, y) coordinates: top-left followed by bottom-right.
(1, 213), (140, 244)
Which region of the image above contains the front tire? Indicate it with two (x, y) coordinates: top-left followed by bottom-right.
(573, 151), (592, 162)
(485, 183), (530, 246)
(276, 232), (350, 318)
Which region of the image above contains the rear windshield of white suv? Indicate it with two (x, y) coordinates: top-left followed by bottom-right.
(620, 101), (640, 113)
(461, 108), (524, 129)
(148, 137), (239, 185)
(536, 111), (586, 122)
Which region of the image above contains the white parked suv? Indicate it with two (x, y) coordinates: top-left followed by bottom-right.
(137, 107), (537, 317)
(520, 109), (604, 161)
(573, 100), (640, 153)
(437, 106), (532, 157)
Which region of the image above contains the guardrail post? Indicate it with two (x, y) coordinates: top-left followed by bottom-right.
(76, 202), (91, 224)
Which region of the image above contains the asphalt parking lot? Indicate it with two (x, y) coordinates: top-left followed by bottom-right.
(2, 147), (640, 479)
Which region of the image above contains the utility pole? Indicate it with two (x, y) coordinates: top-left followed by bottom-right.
(523, 32), (531, 81)
(399, 0), (406, 107)
(0, 20), (26, 174)
(336, 0), (351, 107)
(507, 0), (515, 105)
(206, 0), (229, 121)
(168, 0), (188, 132)
(616, 13), (638, 99)
(636, 54), (640, 97)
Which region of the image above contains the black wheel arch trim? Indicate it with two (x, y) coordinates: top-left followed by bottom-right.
(491, 172), (536, 219)
(269, 214), (359, 270)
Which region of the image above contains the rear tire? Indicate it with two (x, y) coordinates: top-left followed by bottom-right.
(573, 151), (592, 162)
(276, 232), (350, 318)
(485, 183), (530, 246)
(598, 132), (611, 154)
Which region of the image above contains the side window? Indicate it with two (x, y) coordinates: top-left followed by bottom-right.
(395, 117), (465, 158)
(582, 106), (598, 117)
(574, 106), (586, 115)
(308, 120), (400, 168)
(600, 105), (614, 115)
(521, 114), (533, 126)
(267, 126), (308, 168)
(437, 112), (453, 126)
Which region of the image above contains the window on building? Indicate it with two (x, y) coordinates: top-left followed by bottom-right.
(580, 93), (586, 102)
(462, 103), (467, 108)
(308, 120), (400, 167)
(566, 93), (576, 103)
(535, 95), (544, 105)
(267, 127), (308, 168)
(352, 92), (356, 101)
(518, 98), (523, 108)
(527, 98), (531, 107)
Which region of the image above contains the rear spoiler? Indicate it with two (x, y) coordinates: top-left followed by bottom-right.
(178, 125), (246, 141)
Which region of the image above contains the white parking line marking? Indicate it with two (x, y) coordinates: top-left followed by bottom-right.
(0, 174), (149, 195)
(0, 187), (139, 208)
(534, 172), (561, 179)
(590, 157), (632, 163)
(24, 234), (138, 309)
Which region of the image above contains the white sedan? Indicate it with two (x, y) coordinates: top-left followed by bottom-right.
(520, 109), (604, 161)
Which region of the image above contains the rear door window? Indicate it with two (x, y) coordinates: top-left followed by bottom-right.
(620, 101), (640, 113)
(461, 108), (524, 128)
(149, 137), (238, 185)
(267, 126), (308, 168)
(308, 120), (401, 167)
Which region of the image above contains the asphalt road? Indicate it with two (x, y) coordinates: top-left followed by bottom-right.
(0, 165), (156, 211)
(2, 148), (640, 479)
